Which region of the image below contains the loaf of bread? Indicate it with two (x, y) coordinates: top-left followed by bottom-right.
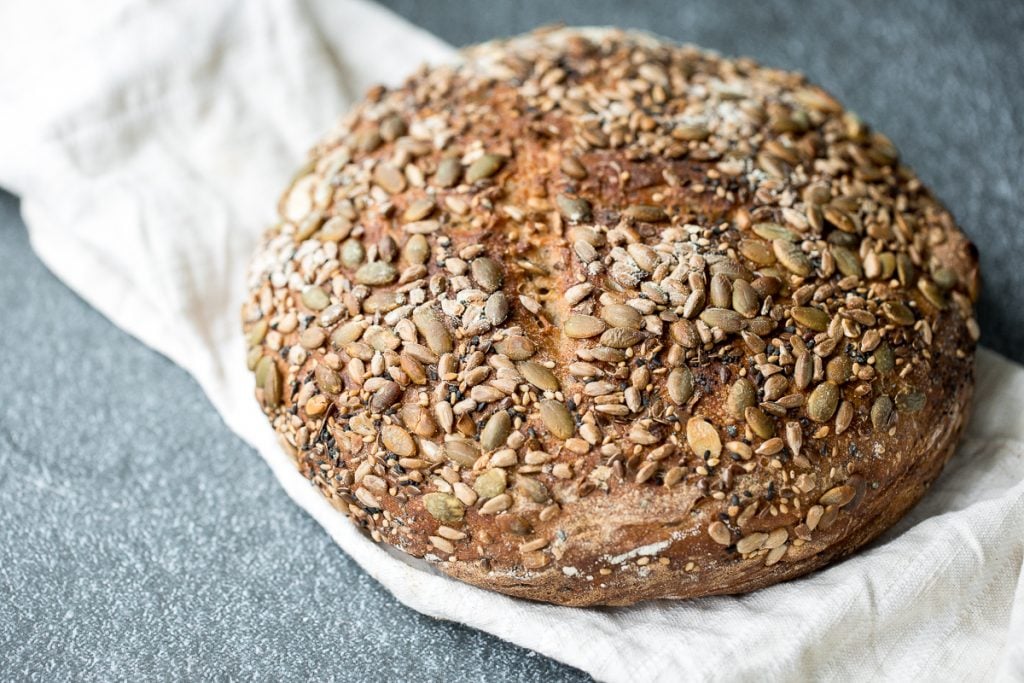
(242, 27), (980, 606)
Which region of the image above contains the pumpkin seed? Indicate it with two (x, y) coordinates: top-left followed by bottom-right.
(481, 411), (512, 451)
(745, 406), (775, 439)
(495, 335), (535, 360)
(882, 301), (915, 326)
(403, 198), (435, 223)
(831, 245), (863, 278)
(807, 382), (840, 422)
(519, 361), (559, 391)
(686, 417), (722, 458)
(355, 261), (398, 286)
(257, 357), (281, 408)
(248, 319), (268, 346)
(556, 194), (592, 222)
(564, 314), (606, 339)
(434, 157), (462, 188)
(381, 425), (416, 456)
(369, 381), (402, 412)
(710, 273), (733, 308)
(443, 439), (479, 467)
(473, 468), (507, 499)
(517, 477), (550, 504)
(560, 155), (588, 179)
(752, 222), (797, 241)
(485, 292), (509, 325)
(373, 164), (406, 194)
(896, 390), (926, 413)
(471, 257), (503, 292)
(700, 307), (743, 333)
(873, 343), (895, 374)
(465, 153), (505, 182)
(538, 400), (574, 439)
(791, 306), (830, 332)
(403, 233), (430, 264)
(599, 327), (645, 349)
(301, 287), (330, 311)
(601, 303), (643, 330)
(314, 364), (342, 394)
(739, 239), (776, 265)
(826, 355), (853, 384)
(423, 492), (464, 522)
(728, 378), (756, 418)
(331, 321), (365, 348)
(667, 367), (694, 405)
(773, 239), (812, 276)
(412, 306), (453, 354)
(732, 279), (760, 318)
(871, 395), (894, 430)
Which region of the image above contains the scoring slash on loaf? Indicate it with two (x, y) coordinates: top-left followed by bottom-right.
(242, 27), (980, 606)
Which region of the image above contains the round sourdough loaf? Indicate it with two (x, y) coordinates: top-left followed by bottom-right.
(242, 27), (980, 606)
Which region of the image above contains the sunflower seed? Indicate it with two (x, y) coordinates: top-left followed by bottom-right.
(737, 532), (768, 554)
(479, 493), (512, 514)
(622, 204), (668, 222)
(807, 382), (840, 422)
(819, 485), (856, 507)
(708, 521), (732, 546)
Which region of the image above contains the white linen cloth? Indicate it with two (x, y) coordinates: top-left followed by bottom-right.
(1, 1), (1021, 680)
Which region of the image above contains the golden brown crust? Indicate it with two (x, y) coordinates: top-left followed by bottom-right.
(242, 27), (980, 606)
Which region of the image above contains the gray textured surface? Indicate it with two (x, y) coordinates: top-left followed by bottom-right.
(1, 1), (1022, 680)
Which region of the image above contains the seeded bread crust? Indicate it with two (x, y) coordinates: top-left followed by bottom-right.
(242, 27), (979, 606)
